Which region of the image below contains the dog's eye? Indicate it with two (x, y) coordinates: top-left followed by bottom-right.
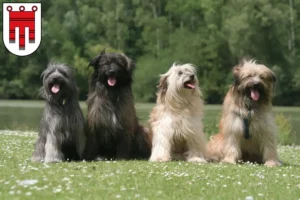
(61, 71), (68, 77)
(259, 75), (264, 79)
(178, 71), (183, 76)
(99, 61), (109, 66)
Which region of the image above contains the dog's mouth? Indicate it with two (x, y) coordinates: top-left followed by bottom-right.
(184, 80), (196, 89)
(49, 83), (61, 94)
(248, 84), (264, 101)
(107, 77), (116, 86)
(250, 88), (260, 101)
(49, 83), (62, 94)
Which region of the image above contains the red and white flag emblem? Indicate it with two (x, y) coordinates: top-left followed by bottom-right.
(2, 3), (41, 56)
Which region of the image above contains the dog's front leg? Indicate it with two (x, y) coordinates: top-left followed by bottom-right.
(221, 115), (243, 164)
(31, 119), (49, 162)
(74, 125), (86, 160)
(31, 135), (46, 162)
(82, 132), (99, 161)
(44, 133), (64, 163)
(185, 134), (207, 163)
(149, 126), (172, 162)
(116, 134), (131, 160)
(262, 137), (281, 167)
(221, 135), (242, 164)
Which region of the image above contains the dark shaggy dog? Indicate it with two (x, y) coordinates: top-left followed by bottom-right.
(83, 50), (151, 160)
(31, 63), (86, 163)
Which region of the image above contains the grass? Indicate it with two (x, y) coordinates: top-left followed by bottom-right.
(0, 130), (300, 200)
(0, 100), (299, 199)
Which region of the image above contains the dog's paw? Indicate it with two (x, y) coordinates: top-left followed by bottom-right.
(187, 157), (207, 163)
(94, 156), (105, 161)
(264, 160), (281, 167)
(44, 158), (63, 163)
(149, 156), (171, 162)
(206, 156), (221, 163)
(221, 157), (237, 164)
(44, 157), (63, 163)
(31, 156), (44, 163)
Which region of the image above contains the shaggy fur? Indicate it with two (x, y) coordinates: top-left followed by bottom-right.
(31, 64), (86, 163)
(149, 63), (207, 162)
(207, 60), (281, 167)
(83, 50), (151, 160)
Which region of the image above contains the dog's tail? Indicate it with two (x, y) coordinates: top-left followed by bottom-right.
(131, 125), (152, 159)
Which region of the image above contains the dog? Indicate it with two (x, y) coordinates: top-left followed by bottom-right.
(207, 59), (281, 167)
(31, 63), (86, 163)
(149, 63), (207, 163)
(83, 50), (151, 160)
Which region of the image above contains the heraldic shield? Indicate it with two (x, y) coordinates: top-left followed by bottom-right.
(2, 3), (41, 56)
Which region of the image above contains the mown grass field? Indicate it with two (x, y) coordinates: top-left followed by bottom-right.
(0, 130), (300, 200)
(0, 100), (300, 199)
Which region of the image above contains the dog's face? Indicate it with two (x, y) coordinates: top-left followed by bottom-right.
(89, 50), (135, 88)
(158, 63), (199, 103)
(233, 60), (276, 103)
(41, 64), (75, 99)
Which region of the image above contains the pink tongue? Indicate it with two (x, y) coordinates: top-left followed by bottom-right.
(51, 84), (60, 93)
(108, 77), (116, 86)
(250, 89), (260, 101)
(186, 83), (195, 89)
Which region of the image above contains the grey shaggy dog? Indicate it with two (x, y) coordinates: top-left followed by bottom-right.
(31, 63), (86, 163)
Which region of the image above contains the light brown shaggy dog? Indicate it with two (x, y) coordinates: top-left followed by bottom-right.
(149, 63), (207, 163)
(207, 60), (281, 167)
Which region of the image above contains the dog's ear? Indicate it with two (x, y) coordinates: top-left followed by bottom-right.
(270, 71), (277, 83)
(88, 49), (106, 68)
(38, 86), (47, 99)
(127, 59), (136, 72)
(100, 48), (106, 55)
(233, 66), (241, 86)
(157, 75), (168, 103)
(158, 75), (168, 90)
(122, 54), (136, 73)
(40, 71), (45, 80)
(88, 56), (99, 68)
(269, 70), (277, 91)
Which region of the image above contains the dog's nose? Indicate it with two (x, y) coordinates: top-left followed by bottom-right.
(108, 70), (115, 76)
(190, 75), (195, 80)
(252, 82), (260, 89)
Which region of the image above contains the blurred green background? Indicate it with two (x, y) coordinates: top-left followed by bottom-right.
(0, 0), (299, 105)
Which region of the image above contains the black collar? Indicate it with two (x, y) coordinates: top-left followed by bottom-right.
(234, 109), (252, 139)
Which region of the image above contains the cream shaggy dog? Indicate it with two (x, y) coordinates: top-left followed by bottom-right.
(207, 60), (281, 167)
(149, 63), (207, 162)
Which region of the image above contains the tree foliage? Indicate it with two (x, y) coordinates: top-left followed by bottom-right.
(0, 0), (299, 105)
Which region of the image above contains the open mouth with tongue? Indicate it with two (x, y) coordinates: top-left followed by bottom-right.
(184, 80), (196, 89)
(107, 77), (116, 86)
(250, 88), (260, 101)
(51, 84), (60, 94)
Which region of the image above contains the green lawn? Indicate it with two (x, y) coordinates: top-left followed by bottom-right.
(0, 130), (300, 200)
(0, 100), (299, 199)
